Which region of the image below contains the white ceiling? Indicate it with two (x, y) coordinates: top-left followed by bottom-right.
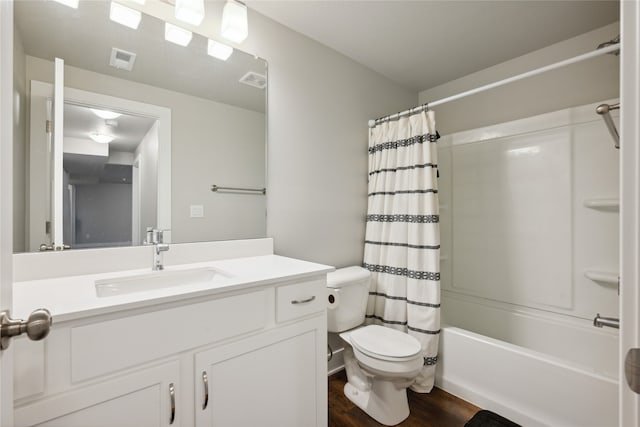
(247, 0), (619, 92)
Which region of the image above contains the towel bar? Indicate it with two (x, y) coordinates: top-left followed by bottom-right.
(210, 185), (266, 195)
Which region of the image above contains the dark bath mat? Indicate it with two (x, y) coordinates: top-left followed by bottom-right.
(464, 410), (521, 427)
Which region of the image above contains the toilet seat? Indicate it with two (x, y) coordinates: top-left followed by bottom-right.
(350, 325), (421, 362)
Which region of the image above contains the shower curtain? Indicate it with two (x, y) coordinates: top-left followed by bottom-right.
(363, 110), (440, 392)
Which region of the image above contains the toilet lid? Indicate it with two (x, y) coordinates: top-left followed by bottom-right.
(350, 325), (422, 360)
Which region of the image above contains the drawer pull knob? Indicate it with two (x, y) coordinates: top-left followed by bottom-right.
(202, 371), (209, 410)
(291, 296), (316, 305)
(169, 383), (176, 424)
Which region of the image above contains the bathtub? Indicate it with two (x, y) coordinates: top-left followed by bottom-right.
(436, 326), (618, 427)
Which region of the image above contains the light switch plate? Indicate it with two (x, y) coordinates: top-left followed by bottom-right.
(190, 205), (204, 218)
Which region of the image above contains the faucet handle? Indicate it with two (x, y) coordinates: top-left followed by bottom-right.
(146, 228), (171, 245)
(152, 229), (164, 244)
(145, 227), (154, 245)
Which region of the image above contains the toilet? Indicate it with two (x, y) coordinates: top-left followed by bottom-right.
(327, 266), (423, 426)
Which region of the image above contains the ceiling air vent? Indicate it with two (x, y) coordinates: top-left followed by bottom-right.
(239, 71), (266, 89)
(109, 47), (137, 71)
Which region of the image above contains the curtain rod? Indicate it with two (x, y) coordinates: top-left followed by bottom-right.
(368, 42), (620, 128)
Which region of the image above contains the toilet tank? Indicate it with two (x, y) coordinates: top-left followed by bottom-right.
(326, 266), (371, 333)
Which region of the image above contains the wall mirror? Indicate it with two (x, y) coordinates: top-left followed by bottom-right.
(13, 1), (267, 253)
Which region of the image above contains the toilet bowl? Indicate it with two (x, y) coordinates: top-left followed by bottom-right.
(327, 267), (424, 426)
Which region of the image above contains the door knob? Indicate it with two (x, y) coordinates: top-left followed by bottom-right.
(625, 348), (640, 394)
(0, 308), (52, 350)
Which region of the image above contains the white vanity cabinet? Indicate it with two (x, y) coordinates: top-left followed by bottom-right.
(194, 279), (326, 427)
(12, 274), (328, 427)
(15, 360), (179, 427)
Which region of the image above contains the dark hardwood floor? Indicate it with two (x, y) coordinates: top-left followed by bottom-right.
(329, 370), (480, 427)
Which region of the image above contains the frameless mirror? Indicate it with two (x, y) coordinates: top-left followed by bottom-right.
(13, 1), (267, 253)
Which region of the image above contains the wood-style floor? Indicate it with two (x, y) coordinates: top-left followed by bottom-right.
(329, 370), (480, 427)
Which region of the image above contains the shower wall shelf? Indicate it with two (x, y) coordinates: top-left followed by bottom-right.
(584, 270), (619, 286)
(582, 198), (619, 211)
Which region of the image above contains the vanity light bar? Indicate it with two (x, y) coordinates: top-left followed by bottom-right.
(110, 2), (142, 30)
(208, 40), (233, 61)
(165, 23), (193, 46)
(221, 0), (248, 43)
(175, 0), (205, 26)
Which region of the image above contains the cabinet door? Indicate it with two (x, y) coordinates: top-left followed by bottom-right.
(195, 318), (325, 427)
(14, 361), (180, 427)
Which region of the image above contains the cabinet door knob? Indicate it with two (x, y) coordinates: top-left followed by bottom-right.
(169, 383), (176, 425)
(202, 371), (209, 410)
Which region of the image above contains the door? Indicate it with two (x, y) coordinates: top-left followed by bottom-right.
(27, 63), (64, 252)
(620, 1), (640, 425)
(27, 81), (53, 251)
(0, 2), (13, 426)
(13, 361), (179, 427)
(195, 325), (320, 427)
(51, 58), (64, 249)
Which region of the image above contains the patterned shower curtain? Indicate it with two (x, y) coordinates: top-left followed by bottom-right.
(363, 110), (440, 392)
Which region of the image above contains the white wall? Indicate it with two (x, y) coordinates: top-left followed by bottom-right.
(136, 3), (418, 268)
(418, 23), (619, 134)
(245, 12), (417, 267)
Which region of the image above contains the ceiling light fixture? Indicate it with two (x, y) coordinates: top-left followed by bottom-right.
(90, 108), (122, 120)
(51, 0), (79, 9)
(165, 23), (193, 46)
(221, 0), (248, 44)
(175, 0), (205, 26)
(110, 2), (141, 29)
(89, 133), (114, 144)
(207, 40), (233, 61)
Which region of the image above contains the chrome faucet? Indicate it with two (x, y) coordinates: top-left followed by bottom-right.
(149, 228), (170, 271)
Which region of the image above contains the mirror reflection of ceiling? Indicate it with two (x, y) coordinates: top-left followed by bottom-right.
(64, 103), (155, 153)
(64, 104), (152, 185)
(15, 0), (266, 113)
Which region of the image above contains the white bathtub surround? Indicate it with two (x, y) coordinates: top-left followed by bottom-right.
(436, 100), (619, 426)
(438, 99), (619, 328)
(363, 110), (441, 392)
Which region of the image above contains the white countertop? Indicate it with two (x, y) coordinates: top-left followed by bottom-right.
(13, 255), (334, 323)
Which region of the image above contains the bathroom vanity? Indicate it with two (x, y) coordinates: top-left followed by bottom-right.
(11, 249), (331, 427)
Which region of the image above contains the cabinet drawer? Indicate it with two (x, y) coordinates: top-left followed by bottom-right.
(276, 279), (325, 323)
(71, 290), (268, 382)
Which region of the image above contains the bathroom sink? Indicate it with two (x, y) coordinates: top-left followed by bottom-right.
(95, 268), (232, 297)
